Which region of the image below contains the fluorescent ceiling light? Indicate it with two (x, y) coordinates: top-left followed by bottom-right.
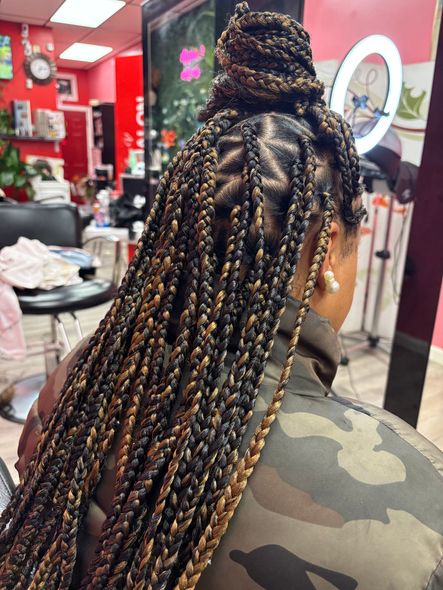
(60, 43), (113, 63)
(50, 0), (125, 28)
(329, 35), (403, 155)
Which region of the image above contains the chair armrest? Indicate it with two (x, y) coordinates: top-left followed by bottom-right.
(36, 195), (66, 203)
(0, 457), (15, 515)
(0, 196), (18, 204)
(82, 235), (122, 285)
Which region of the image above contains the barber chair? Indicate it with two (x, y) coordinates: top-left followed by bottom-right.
(0, 457), (14, 515)
(0, 202), (121, 423)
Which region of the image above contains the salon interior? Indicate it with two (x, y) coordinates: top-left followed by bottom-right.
(0, 0), (442, 481)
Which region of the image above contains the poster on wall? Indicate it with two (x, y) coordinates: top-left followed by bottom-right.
(147, 0), (216, 171)
(0, 35), (13, 80)
(56, 73), (78, 102)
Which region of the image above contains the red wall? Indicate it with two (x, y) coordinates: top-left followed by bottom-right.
(0, 20), (58, 159)
(87, 58), (116, 104)
(85, 44), (142, 104)
(304, 0), (437, 64)
(114, 54), (143, 189)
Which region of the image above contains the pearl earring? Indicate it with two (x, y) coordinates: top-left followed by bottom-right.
(324, 269), (340, 294)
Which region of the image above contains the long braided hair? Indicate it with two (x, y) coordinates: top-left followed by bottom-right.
(0, 3), (365, 589)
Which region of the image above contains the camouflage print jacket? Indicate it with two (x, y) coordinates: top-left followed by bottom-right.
(17, 298), (443, 589)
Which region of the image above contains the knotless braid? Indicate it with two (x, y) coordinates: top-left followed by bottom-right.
(80, 113), (239, 587)
(133, 124), (267, 589)
(175, 194), (335, 590)
(0, 181), (170, 582)
(174, 135), (318, 582)
(0, 170), (171, 553)
(0, 3), (364, 589)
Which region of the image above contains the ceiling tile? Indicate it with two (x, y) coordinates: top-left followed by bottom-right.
(118, 39), (143, 56)
(54, 40), (79, 59)
(82, 28), (136, 47)
(51, 24), (92, 59)
(51, 24), (92, 46)
(2, 0), (143, 70)
(54, 41), (71, 58)
(0, 0), (64, 22)
(0, 13), (47, 25)
(100, 4), (141, 33)
(55, 56), (90, 70)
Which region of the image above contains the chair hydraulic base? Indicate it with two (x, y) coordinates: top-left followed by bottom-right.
(0, 373), (46, 424)
(0, 314), (80, 425)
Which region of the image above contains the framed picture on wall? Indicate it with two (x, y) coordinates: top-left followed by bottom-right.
(0, 35), (13, 80)
(56, 72), (78, 102)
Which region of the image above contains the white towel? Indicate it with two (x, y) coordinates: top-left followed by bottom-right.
(0, 237), (81, 360)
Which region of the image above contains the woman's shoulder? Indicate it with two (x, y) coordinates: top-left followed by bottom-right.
(329, 394), (443, 478)
(275, 386), (443, 484)
(200, 391), (443, 590)
(270, 390), (443, 527)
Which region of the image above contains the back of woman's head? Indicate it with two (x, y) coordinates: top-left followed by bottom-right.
(205, 2), (363, 270)
(0, 4), (364, 589)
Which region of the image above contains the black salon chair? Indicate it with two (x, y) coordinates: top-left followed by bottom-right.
(0, 457), (14, 515)
(0, 202), (121, 423)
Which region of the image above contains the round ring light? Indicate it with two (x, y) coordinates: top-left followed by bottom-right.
(329, 35), (403, 155)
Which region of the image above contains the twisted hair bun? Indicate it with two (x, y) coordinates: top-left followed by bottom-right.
(200, 1), (325, 120)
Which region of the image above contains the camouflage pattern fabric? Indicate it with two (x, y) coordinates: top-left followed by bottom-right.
(16, 298), (443, 589)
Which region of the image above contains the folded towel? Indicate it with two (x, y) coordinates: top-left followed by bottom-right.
(0, 237), (82, 360)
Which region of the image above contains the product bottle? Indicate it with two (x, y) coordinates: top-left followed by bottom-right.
(93, 189), (111, 227)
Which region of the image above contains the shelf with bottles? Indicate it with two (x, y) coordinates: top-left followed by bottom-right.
(0, 134), (61, 142)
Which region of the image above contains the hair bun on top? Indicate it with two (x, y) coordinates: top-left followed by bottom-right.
(200, 1), (325, 121)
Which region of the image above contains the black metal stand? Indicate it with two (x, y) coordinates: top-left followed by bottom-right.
(340, 192), (395, 365)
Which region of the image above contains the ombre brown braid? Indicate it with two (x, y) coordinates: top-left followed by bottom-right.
(0, 3), (365, 589)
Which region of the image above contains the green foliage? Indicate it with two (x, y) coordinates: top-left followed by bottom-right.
(0, 104), (39, 197)
(0, 141), (42, 199)
(0, 107), (13, 135)
(397, 83), (427, 121)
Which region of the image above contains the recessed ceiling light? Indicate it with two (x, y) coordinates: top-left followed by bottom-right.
(60, 43), (113, 63)
(50, 0), (125, 28)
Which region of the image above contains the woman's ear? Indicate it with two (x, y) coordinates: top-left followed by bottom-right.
(310, 220), (360, 332)
(317, 220), (341, 291)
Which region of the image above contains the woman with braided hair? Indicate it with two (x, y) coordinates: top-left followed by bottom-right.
(2, 3), (443, 589)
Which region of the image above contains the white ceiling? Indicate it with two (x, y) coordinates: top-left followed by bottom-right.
(0, 0), (143, 69)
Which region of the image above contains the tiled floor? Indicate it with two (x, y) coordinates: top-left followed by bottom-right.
(1, 253), (442, 483)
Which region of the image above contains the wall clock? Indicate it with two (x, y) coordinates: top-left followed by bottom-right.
(24, 53), (57, 85)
